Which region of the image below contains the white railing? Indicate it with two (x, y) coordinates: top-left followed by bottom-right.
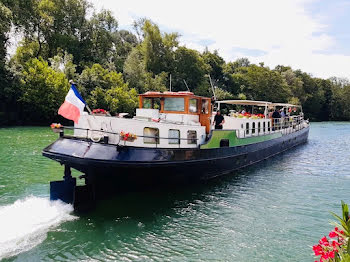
(236, 115), (307, 138)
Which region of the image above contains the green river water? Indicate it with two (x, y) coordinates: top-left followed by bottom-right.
(0, 122), (350, 261)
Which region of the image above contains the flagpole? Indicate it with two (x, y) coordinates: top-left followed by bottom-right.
(85, 105), (93, 115)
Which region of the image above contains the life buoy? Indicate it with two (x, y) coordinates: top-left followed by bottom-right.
(91, 134), (101, 142)
(90, 131), (102, 142)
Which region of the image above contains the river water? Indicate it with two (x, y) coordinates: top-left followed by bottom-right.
(0, 123), (349, 261)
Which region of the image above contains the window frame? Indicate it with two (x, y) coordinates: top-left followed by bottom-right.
(187, 130), (197, 144)
(189, 98), (199, 113)
(142, 97), (161, 109)
(168, 129), (180, 144)
(143, 127), (160, 144)
(163, 97), (185, 112)
(201, 99), (209, 114)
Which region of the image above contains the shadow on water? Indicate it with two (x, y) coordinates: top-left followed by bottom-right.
(83, 142), (308, 221)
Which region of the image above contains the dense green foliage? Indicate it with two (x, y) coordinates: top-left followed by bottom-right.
(1, 0), (350, 125)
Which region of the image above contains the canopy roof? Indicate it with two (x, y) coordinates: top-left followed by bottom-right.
(270, 103), (302, 108)
(217, 100), (301, 108)
(216, 100), (272, 107)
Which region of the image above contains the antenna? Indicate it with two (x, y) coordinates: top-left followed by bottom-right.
(208, 75), (217, 101)
(169, 74), (172, 92)
(183, 79), (190, 91)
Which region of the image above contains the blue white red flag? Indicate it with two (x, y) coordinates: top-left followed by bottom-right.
(58, 83), (86, 123)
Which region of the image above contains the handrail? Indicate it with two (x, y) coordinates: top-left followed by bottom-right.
(58, 115), (307, 144)
(59, 125), (198, 142)
(238, 115), (306, 138)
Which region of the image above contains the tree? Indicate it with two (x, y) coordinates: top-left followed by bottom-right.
(105, 86), (138, 115)
(294, 71), (326, 120)
(123, 48), (167, 93)
(172, 47), (207, 91)
(281, 69), (305, 103)
(0, 2), (16, 125)
(112, 30), (137, 72)
(2, 3), (350, 124)
(0, 2), (12, 97)
(330, 84), (350, 120)
(78, 63), (126, 96)
(49, 51), (77, 80)
(84, 9), (118, 66)
(238, 65), (291, 102)
(140, 20), (178, 75)
(214, 87), (234, 100)
(202, 50), (225, 83)
(19, 57), (69, 123)
(6, 0), (90, 60)
(225, 58), (251, 74)
(85, 73), (139, 116)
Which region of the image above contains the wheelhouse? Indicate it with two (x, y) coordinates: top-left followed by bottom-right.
(71, 91), (212, 149)
(138, 91), (212, 133)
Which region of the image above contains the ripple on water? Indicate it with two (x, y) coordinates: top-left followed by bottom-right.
(1, 123), (350, 262)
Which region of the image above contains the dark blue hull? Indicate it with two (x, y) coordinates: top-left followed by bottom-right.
(43, 127), (309, 191)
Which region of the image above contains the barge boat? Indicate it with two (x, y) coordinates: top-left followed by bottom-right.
(43, 88), (309, 209)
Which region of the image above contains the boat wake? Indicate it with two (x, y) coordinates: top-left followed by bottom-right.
(0, 196), (77, 260)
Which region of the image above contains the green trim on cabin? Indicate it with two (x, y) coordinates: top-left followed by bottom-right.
(200, 130), (282, 149)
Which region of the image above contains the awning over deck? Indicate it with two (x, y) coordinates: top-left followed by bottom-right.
(216, 100), (301, 108)
(216, 100), (272, 107)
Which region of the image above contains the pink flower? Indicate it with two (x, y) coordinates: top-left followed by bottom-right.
(313, 245), (323, 256)
(319, 236), (329, 246)
(329, 231), (337, 238)
(321, 252), (329, 260)
(332, 240), (341, 251)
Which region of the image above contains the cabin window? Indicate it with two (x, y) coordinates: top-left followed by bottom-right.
(189, 99), (198, 113)
(220, 139), (229, 147)
(258, 122), (261, 133)
(143, 97), (161, 109)
(168, 129), (180, 144)
(246, 123), (249, 134)
(164, 97), (185, 112)
(268, 121), (271, 131)
(252, 122), (256, 134)
(263, 122), (266, 132)
(143, 127), (159, 144)
(201, 99), (209, 114)
(187, 130), (197, 144)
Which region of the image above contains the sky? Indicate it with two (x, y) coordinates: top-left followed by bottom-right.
(90, 0), (350, 80)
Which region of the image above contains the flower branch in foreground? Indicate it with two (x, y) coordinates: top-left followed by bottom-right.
(313, 201), (350, 262)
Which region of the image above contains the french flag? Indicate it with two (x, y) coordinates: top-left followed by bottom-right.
(58, 83), (86, 124)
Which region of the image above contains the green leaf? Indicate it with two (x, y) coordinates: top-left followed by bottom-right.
(331, 212), (349, 231)
(335, 252), (340, 262)
(342, 201), (349, 222)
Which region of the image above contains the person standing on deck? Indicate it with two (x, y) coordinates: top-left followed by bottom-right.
(213, 110), (225, 129)
(272, 108), (281, 130)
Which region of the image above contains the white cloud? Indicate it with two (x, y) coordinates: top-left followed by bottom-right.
(90, 0), (349, 79)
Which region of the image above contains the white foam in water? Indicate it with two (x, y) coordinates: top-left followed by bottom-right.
(0, 196), (77, 260)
